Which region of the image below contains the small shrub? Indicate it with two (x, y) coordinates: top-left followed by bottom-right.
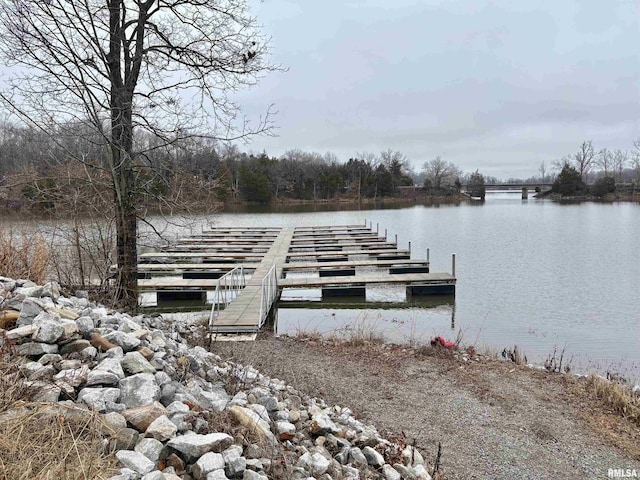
(591, 176), (616, 198)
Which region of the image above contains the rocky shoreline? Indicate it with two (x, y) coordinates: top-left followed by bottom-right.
(0, 276), (436, 480)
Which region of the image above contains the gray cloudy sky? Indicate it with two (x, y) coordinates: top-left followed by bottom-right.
(238, 0), (640, 178)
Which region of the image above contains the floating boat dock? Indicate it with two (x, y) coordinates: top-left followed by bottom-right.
(137, 223), (456, 335)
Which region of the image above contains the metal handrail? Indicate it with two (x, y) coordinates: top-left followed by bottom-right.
(258, 264), (278, 329)
(208, 265), (246, 328)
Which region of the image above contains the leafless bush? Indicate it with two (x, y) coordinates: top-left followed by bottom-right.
(0, 229), (51, 283)
(543, 345), (571, 373)
(501, 345), (527, 365)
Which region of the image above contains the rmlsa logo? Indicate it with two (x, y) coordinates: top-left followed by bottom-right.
(609, 469), (638, 478)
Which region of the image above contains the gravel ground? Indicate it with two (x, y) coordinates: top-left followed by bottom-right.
(208, 333), (640, 480)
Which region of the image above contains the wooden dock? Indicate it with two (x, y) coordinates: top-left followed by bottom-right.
(211, 228), (294, 333)
(138, 223), (456, 334)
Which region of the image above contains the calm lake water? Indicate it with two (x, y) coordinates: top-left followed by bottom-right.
(181, 194), (640, 381)
(10, 195), (636, 379)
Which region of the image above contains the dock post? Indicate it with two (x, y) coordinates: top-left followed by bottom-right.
(376, 222), (379, 234)
(395, 233), (398, 244)
(452, 254), (456, 276)
(522, 187), (528, 199)
(384, 228), (387, 239)
(427, 248), (430, 263)
(408, 241), (411, 253)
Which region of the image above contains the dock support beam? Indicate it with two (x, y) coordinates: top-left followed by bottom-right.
(157, 289), (207, 304)
(322, 286), (366, 297)
(406, 284), (455, 296)
(319, 268), (356, 277)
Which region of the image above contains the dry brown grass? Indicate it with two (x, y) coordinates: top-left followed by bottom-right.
(0, 336), (117, 480)
(0, 229), (51, 284)
(0, 404), (118, 480)
(585, 374), (640, 426)
(293, 315), (386, 347)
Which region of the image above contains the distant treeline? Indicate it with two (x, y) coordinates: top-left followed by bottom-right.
(1, 123), (639, 212)
(0, 123), (438, 212)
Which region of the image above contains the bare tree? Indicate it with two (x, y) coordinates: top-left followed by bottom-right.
(379, 149), (410, 189)
(422, 156), (461, 192)
(0, 0), (279, 306)
(572, 141), (596, 182)
(538, 161), (547, 183)
(612, 149), (628, 183)
(632, 138), (640, 182)
(598, 148), (612, 177)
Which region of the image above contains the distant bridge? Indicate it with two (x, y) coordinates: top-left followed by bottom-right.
(463, 183), (553, 192)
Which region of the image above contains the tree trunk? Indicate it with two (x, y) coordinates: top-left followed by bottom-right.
(108, 0), (138, 308)
(114, 158), (138, 306)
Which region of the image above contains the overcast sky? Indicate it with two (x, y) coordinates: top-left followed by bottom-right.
(236, 0), (640, 178)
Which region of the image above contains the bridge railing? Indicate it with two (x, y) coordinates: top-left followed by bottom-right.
(258, 264), (278, 329)
(208, 265), (246, 328)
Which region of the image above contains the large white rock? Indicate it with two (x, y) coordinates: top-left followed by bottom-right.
(95, 357), (125, 379)
(78, 387), (121, 412)
(141, 471), (166, 480)
(119, 373), (161, 408)
(167, 433), (234, 461)
(228, 406), (275, 446)
(6, 324), (37, 340)
(192, 452), (225, 480)
(104, 330), (141, 352)
(32, 312), (64, 343)
(309, 412), (339, 435)
(382, 464), (401, 480)
(122, 351), (156, 375)
(115, 450), (155, 475)
(145, 414), (177, 441)
(362, 446), (385, 468)
(135, 437), (164, 462)
(297, 452), (330, 476)
(86, 369), (120, 386)
(16, 297), (45, 325)
(53, 365), (90, 387)
(410, 464), (433, 480)
(17, 342), (58, 356)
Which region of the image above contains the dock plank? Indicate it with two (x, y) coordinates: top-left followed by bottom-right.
(286, 248), (410, 258)
(283, 259), (429, 270)
(139, 272), (453, 290)
(212, 228), (295, 331)
(279, 272), (455, 288)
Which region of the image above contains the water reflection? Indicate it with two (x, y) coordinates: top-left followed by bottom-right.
(275, 306), (456, 346)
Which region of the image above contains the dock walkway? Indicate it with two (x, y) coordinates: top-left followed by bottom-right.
(211, 228), (294, 333)
(138, 223), (456, 334)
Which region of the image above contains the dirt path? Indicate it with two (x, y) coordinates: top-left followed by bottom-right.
(210, 334), (640, 480)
